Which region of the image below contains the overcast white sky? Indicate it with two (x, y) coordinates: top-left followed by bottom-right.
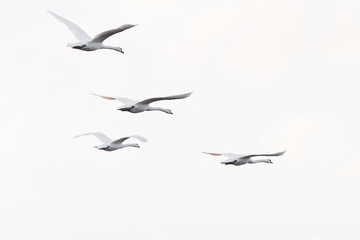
(1, 0), (360, 239)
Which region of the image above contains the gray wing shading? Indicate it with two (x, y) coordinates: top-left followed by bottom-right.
(220, 159), (237, 164)
(243, 150), (287, 158)
(112, 135), (148, 145)
(90, 24), (137, 43)
(139, 92), (193, 105)
(74, 132), (113, 144)
(48, 10), (92, 41)
(92, 93), (137, 106)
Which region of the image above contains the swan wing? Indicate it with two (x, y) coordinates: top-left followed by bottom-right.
(127, 135), (148, 142)
(74, 132), (113, 144)
(112, 135), (148, 145)
(202, 152), (239, 158)
(92, 93), (137, 106)
(48, 10), (92, 41)
(203, 152), (240, 164)
(243, 150), (287, 158)
(90, 24), (137, 43)
(114, 97), (138, 106)
(112, 137), (130, 145)
(139, 92), (192, 105)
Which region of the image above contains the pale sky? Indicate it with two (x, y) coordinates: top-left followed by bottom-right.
(1, 0), (360, 240)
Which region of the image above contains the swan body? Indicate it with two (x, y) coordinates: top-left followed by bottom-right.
(75, 132), (147, 151)
(203, 150), (286, 166)
(48, 10), (136, 53)
(93, 92), (192, 114)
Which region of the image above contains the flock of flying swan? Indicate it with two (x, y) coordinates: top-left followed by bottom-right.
(49, 11), (286, 166)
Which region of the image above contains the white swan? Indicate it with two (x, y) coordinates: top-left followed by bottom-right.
(93, 92), (192, 114)
(203, 150), (286, 166)
(48, 10), (136, 53)
(75, 132), (147, 151)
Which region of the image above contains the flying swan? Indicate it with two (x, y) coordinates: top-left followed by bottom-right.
(93, 92), (192, 114)
(75, 132), (147, 151)
(203, 150), (286, 166)
(48, 10), (136, 53)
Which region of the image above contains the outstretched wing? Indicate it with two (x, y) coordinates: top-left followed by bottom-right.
(112, 135), (148, 145)
(92, 93), (137, 106)
(48, 10), (92, 41)
(128, 135), (148, 142)
(243, 150), (287, 158)
(90, 24), (137, 43)
(74, 132), (113, 144)
(203, 152), (240, 164)
(139, 92), (193, 105)
(202, 152), (240, 158)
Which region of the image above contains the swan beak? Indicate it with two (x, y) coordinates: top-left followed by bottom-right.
(120, 50), (124, 54)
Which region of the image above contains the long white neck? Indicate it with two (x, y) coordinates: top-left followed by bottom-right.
(147, 106), (172, 114)
(101, 45), (123, 52)
(248, 159), (272, 164)
(117, 143), (139, 149)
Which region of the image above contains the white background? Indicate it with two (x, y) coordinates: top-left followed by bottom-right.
(1, 0), (359, 239)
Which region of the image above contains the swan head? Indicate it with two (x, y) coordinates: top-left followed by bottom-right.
(130, 143), (140, 148)
(268, 159), (273, 164)
(114, 47), (124, 53)
(165, 109), (173, 114)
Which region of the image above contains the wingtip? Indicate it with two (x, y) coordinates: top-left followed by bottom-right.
(47, 10), (56, 16)
(91, 93), (115, 100)
(202, 152), (213, 155)
(203, 152), (222, 156)
(131, 135), (148, 143)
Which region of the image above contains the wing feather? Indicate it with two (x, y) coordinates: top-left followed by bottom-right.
(139, 92), (192, 105)
(112, 135), (148, 145)
(243, 150), (287, 158)
(48, 10), (92, 41)
(74, 132), (113, 144)
(90, 24), (137, 43)
(92, 93), (137, 106)
(202, 152), (240, 158)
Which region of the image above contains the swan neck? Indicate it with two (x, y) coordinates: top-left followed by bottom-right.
(249, 159), (271, 164)
(101, 45), (122, 52)
(122, 143), (138, 148)
(148, 106), (171, 113)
